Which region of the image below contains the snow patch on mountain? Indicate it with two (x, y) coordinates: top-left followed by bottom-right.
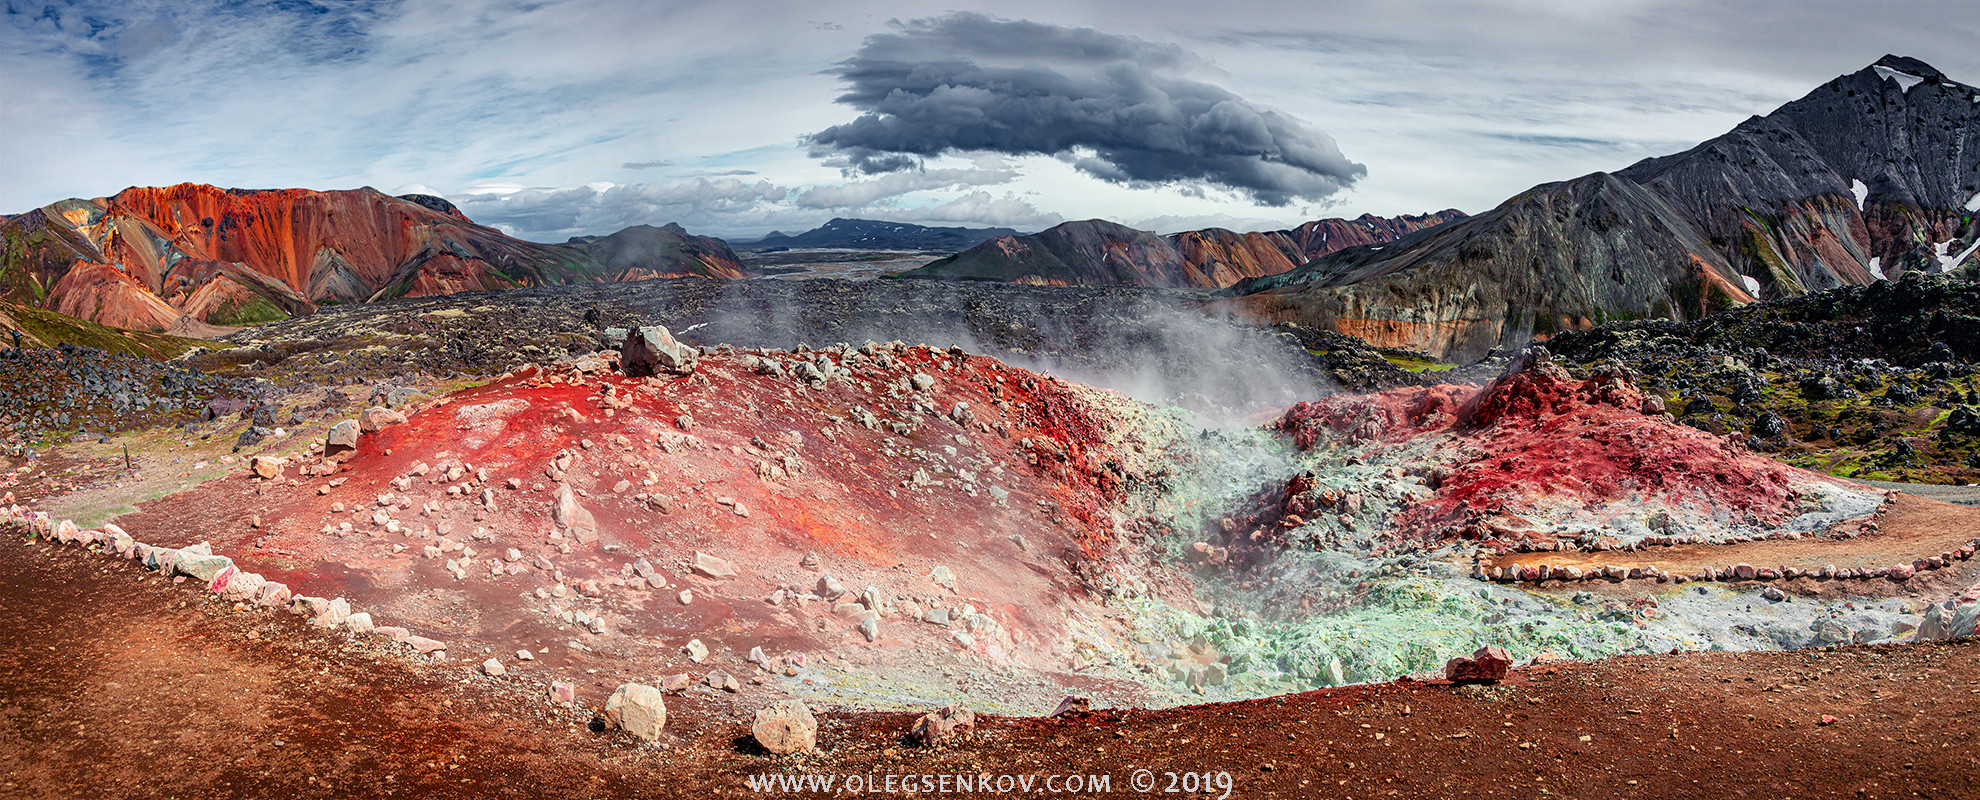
(1938, 240), (1980, 273)
(1873, 66), (1926, 91)
(1739, 275), (1761, 296)
(1867, 257), (1885, 280)
(1851, 179), (1868, 210)
(1966, 191), (1980, 212)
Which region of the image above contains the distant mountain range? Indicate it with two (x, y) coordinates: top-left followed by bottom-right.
(0, 184), (747, 331)
(740, 218), (1020, 252)
(1212, 55), (1980, 361)
(901, 210), (1467, 289)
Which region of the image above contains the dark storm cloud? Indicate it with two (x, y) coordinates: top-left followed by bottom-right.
(805, 13), (1364, 206)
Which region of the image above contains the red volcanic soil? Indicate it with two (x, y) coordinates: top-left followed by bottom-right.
(111, 343), (1183, 710)
(4, 535), (1974, 800)
(1273, 355), (1875, 547)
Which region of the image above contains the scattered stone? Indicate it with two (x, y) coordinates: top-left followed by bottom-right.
(549, 680), (576, 704)
(551, 484), (599, 544)
(250, 456), (287, 479)
(684, 638), (709, 662)
(358, 406), (406, 433)
(751, 700), (818, 754)
(603, 683), (667, 742)
(482, 658), (506, 677)
(404, 635), (447, 655)
(691, 551), (739, 580)
(1444, 645), (1512, 684)
(908, 703), (976, 747)
(818, 574), (846, 597)
(707, 670), (740, 693)
(1051, 696), (1090, 718)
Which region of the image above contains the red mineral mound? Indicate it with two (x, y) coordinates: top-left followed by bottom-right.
(114, 343), (1184, 708)
(1272, 351), (1879, 547)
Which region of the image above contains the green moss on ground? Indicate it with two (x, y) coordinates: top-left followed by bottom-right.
(3, 302), (209, 360)
(206, 294), (288, 326)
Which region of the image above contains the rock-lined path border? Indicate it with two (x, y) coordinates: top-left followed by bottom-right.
(3, 505), (451, 659)
(1471, 492), (1980, 586)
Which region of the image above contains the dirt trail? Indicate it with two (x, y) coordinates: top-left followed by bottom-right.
(1488, 494), (1980, 586)
(3, 533), (1977, 799)
(1860, 479), (1980, 507)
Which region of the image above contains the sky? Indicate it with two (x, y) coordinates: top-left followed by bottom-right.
(2, 0), (1976, 241)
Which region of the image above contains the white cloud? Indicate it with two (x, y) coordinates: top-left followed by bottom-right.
(2, 0), (1975, 237)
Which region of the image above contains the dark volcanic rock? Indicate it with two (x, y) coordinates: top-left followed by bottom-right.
(1545, 274), (1980, 484)
(1444, 646), (1512, 684)
(907, 219), (1195, 287)
(561, 224), (750, 281)
(907, 212), (1464, 290)
(742, 219), (1018, 253)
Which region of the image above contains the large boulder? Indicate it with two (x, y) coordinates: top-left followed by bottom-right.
(603, 683), (668, 742)
(621, 325), (698, 377)
(751, 699), (817, 754)
(1444, 645), (1512, 684)
(358, 406), (406, 433)
(908, 703), (976, 747)
(325, 420), (361, 455)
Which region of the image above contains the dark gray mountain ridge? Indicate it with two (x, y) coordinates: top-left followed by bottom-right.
(1220, 55), (1980, 363)
(741, 218), (1021, 252)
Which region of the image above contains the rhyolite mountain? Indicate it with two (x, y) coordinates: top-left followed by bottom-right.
(0, 183), (749, 331)
(742, 218), (1020, 252)
(901, 210), (1466, 289)
(1218, 55), (1980, 362)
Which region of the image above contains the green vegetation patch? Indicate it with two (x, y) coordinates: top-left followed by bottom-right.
(1382, 353), (1457, 373)
(206, 294), (289, 326)
(4, 303), (209, 360)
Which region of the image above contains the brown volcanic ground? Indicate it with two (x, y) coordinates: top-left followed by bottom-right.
(3, 535), (1975, 800)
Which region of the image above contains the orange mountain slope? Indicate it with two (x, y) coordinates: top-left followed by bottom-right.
(0, 184), (750, 331)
